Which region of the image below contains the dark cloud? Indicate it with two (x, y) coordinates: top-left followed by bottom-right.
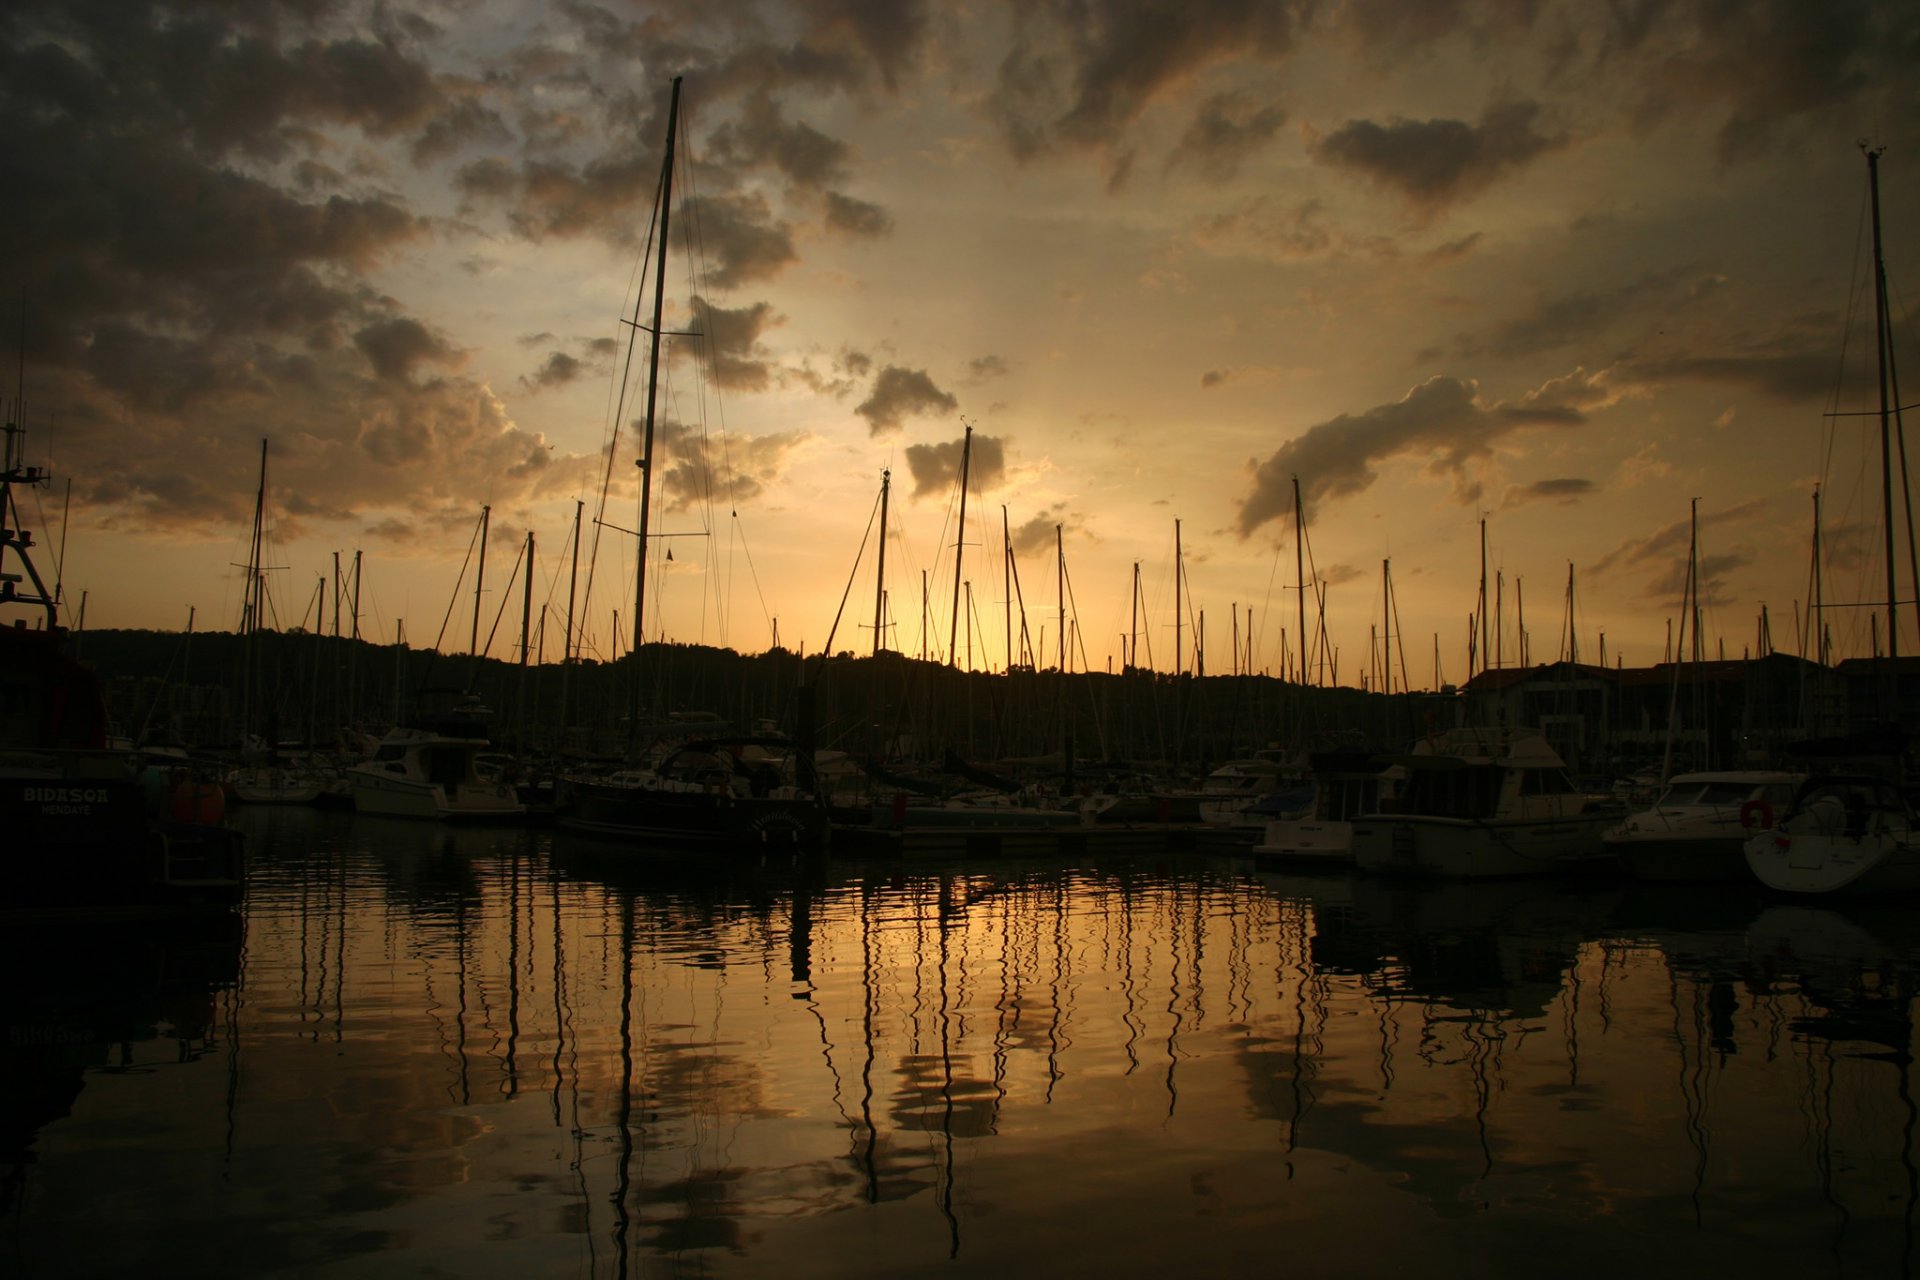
(1201, 369), (1229, 388)
(652, 419), (805, 513)
(0, 5), (584, 538)
(707, 90), (850, 187)
(1503, 477), (1597, 508)
(1463, 270), (1712, 359)
(1589, 498), (1770, 597)
(1616, 0), (1919, 164)
(968, 355), (1012, 382)
(1311, 100), (1567, 215)
(1339, 0), (1544, 53)
(1236, 374), (1589, 536)
(687, 296), (781, 392)
(824, 191), (894, 237)
(991, 0), (1308, 163)
(855, 366), (959, 435)
(1169, 91), (1287, 182)
(524, 351), (588, 390)
(905, 434), (1007, 499)
(797, 0), (931, 90)
(354, 317), (463, 384)
(1009, 508), (1070, 556)
(681, 193), (800, 288)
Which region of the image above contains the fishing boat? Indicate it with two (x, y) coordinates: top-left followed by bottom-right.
(1603, 770), (1803, 882)
(1350, 727), (1621, 879)
(346, 726), (524, 820)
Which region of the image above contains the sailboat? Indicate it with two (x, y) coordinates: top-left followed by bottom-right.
(1746, 148), (1920, 895)
(553, 76), (825, 852)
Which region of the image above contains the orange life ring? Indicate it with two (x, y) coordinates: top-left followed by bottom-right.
(1739, 798), (1774, 831)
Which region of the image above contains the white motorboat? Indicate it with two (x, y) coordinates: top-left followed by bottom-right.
(1350, 728), (1620, 879)
(1603, 770), (1803, 882)
(1743, 774), (1920, 895)
(1253, 749), (1400, 868)
(347, 729), (524, 821)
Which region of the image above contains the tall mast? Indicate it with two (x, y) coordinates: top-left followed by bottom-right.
(520, 530), (534, 667)
(948, 423), (972, 667)
(1867, 147), (1900, 668)
(1130, 561), (1141, 670)
(1056, 524), (1065, 672)
(872, 468), (890, 657)
(470, 504), (490, 660)
(1478, 517), (1488, 681)
(1001, 506), (1012, 671)
(1174, 518), (1184, 677)
(633, 75), (683, 687)
(1293, 476), (1306, 685)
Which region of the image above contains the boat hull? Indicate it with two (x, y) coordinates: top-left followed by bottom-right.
(559, 780), (824, 851)
(1251, 818), (1356, 867)
(1744, 828), (1920, 895)
(349, 772), (523, 821)
(1605, 834), (1752, 883)
(1352, 813), (1615, 879)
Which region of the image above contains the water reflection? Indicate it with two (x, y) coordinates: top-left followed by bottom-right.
(7, 810), (1920, 1277)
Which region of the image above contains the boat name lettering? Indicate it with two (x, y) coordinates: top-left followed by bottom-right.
(26, 786), (112, 804)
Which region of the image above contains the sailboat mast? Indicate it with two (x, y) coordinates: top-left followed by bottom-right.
(1174, 518), (1184, 678)
(1056, 524), (1065, 672)
(471, 504), (490, 659)
(1293, 476), (1306, 685)
(948, 423), (972, 667)
(1867, 147), (1900, 666)
(873, 468), (890, 657)
(634, 75), (683, 676)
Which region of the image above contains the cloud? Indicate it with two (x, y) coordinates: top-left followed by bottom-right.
(967, 355), (1012, 382)
(707, 90), (850, 188)
(1168, 91), (1287, 181)
(1462, 270), (1714, 359)
(855, 366), (959, 435)
(651, 419), (806, 513)
(904, 433), (1007, 498)
(680, 193), (800, 288)
(1008, 507), (1070, 556)
(990, 0), (1307, 165)
(1589, 498), (1772, 605)
(1236, 372), (1593, 536)
(688, 296), (782, 392)
(354, 317), (464, 384)
(1617, 0), (1919, 164)
(824, 191), (895, 237)
(0, 6), (592, 538)
(1502, 478), (1597, 508)
(1311, 100), (1568, 215)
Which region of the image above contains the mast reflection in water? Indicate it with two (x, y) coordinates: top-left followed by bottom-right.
(7, 808), (1920, 1276)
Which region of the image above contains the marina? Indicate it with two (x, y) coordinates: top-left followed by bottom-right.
(9, 807), (1920, 1276)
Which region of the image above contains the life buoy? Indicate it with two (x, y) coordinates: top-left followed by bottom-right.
(1739, 798), (1774, 831)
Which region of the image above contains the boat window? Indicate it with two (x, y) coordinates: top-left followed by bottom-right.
(1518, 768), (1576, 796)
(1399, 765), (1501, 819)
(1690, 782), (1753, 806)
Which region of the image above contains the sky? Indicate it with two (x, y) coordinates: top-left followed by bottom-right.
(3, 0), (1918, 687)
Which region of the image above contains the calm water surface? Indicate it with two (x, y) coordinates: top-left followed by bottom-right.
(8, 806), (1920, 1277)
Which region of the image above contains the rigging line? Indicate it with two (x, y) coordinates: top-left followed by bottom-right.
(431, 510), (486, 655)
(480, 536), (529, 660)
(1819, 170), (1876, 487)
(820, 482), (885, 657)
(581, 158), (669, 655)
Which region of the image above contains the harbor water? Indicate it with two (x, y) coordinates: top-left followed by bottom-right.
(8, 806), (1920, 1277)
